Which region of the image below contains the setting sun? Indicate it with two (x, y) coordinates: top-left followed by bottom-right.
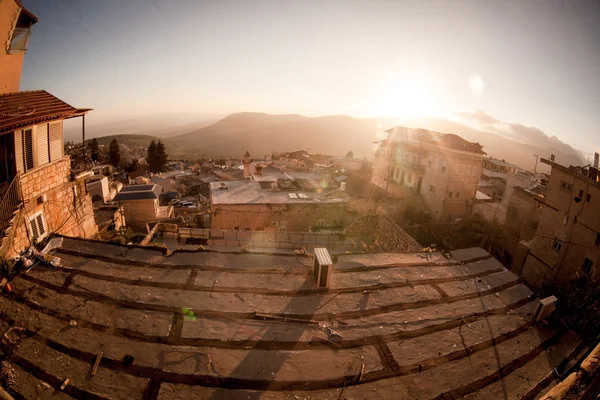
(375, 72), (436, 118)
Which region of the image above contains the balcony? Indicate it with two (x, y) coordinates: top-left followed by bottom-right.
(0, 174), (23, 238)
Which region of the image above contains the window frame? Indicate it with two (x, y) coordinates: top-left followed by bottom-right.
(28, 211), (47, 243)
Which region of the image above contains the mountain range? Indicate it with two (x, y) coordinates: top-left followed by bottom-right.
(83, 112), (586, 173)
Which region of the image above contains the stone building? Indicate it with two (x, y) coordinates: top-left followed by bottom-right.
(520, 158), (600, 291)
(372, 126), (485, 221)
(209, 180), (348, 232)
(274, 150), (313, 170)
(113, 184), (173, 229)
(0, 1), (97, 259)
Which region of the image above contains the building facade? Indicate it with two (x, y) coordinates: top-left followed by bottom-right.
(372, 126), (485, 221)
(520, 158), (600, 291)
(0, 1), (98, 259)
(210, 180), (348, 232)
(113, 184), (173, 229)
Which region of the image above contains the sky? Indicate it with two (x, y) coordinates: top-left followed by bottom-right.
(19, 0), (600, 155)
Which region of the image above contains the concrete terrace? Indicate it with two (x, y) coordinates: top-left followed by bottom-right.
(0, 237), (581, 399)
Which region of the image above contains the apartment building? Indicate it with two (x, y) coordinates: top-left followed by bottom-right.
(520, 158), (599, 291)
(0, 0), (97, 258)
(372, 126), (485, 220)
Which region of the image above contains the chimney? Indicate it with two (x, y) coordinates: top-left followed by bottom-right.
(550, 154), (555, 161)
(594, 152), (599, 168)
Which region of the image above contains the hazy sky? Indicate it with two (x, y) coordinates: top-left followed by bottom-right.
(20, 0), (600, 154)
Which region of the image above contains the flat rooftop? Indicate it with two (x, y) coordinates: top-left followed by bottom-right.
(0, 237), (580, 399)
(210, 181), (346, 205)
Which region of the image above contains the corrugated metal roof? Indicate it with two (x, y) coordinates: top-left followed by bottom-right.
(0, 90), (89, 134)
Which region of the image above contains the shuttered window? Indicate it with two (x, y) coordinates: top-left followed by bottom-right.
(49, 121), (63, 161)
(37, 123), (50, 166)
(29, 212), (47, 242)
(14, 129), (23, 174)
(23, 129), (34, 171)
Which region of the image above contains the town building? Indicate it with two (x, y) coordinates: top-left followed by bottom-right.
(113, 184), (173, 229)
(0, 0), (97, 258)
(372, 126), (485, 221)
(520, 158), (600, 291)
(209, 180), (348, 232)
(274, 149), (313, 170)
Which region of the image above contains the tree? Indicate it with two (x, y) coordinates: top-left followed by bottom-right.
(346, 150), (354, 159)
(156, 140), (168, 172)
(90, 138), (99, 162)
(146, 140), (158, 172)
(109, 139), (120, 167)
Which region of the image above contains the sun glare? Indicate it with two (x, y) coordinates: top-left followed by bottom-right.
(375, 72), (435, 119)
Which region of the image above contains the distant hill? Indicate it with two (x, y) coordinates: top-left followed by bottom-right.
(162, 112), (584, 171)
(164, 112), (384, 159)
(83, 112), (585, 172)
(87, 134), (159, 148)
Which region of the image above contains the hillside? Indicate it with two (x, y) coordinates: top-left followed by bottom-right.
(86, 134), (159, 148)
(163, 112), (584, 171)
(165, 112), (383, 159)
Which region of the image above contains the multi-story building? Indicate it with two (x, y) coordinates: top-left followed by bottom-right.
(372, 126), (485, 221)
(0, 0), (98, 258)
(520, 158), (599, 291)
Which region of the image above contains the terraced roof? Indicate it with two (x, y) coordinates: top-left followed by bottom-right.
(0, 237), (580, 399)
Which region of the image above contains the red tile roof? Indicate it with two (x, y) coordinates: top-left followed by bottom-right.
(0, 90), (90, 134)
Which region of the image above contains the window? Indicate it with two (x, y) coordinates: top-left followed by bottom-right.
(429, 185), (436, 193)
(428, 160), (432, 167)
(234, 226), (239, 231)
(9, 25), (32, 52)
(586, 193), (591, 203)
(271, 221), (279, 227)
(578, 189), (584, 198)
(279, 227), (287, 233)
(407, 173), (412, 184)
(455, 192), (460, 198)
(560, 180), (572, 192)
(22, 129), (34, 171)
(245, 227), (251, 231)
(441, 165), (447, 173)
(595, 232), (600, 247)
(582, 257), (593, 275)
(447, 191), (453, 198)
(316, 219), (325, 227)
(552, 239), (563, 252)
(29, 212), (47, 242)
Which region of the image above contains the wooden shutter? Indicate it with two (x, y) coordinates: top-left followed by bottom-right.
(36, 214), (46, 237)
(14, 129), (24, 174)
(37, 123), (49, 166)
(49, 121), (63, 161)
(29, 218), (39, 241)
(23, 129), (34, 171)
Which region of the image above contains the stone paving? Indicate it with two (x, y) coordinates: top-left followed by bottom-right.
(0, 237), (581, 399)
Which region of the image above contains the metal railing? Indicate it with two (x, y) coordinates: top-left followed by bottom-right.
(0, 173), (23, 237)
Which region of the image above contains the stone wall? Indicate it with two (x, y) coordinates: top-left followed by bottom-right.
(2, 157), (98, 259)
(211, 202), (348, 232)
(344, 211), (421, 251)
(174, 226), (372, 252)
